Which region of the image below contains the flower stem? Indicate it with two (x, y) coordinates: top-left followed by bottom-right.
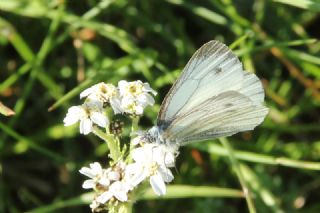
(119, 201), (133, 213)
(131, 116), (140, 135)
(129, 116), (140, 154)
(93, 126), (121, 162)
(219, 137), (256, 213)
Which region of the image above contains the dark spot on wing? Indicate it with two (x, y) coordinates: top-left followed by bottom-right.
(215, 68), (223, 74)
(224, 103), (234, 108)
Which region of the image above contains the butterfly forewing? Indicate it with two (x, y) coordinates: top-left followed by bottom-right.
(157, 40), (245, 126)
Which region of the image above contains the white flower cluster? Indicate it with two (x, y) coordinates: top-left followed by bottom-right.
(80, 162), (130, 212)
(79, 140), (177, 212)
(65, 80), (178, 212)
(63, 81), (157, 135)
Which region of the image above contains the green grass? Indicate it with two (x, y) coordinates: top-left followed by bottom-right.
(1, 0), (320, 212)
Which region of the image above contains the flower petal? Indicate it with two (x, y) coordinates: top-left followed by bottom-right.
(158, 166), (174, 183)
(79, 167), (95, 178)
(143, 82), (157, 95)
(137, 93), (154, 106)
(150, 174), (166, 196)
(114, 190), (128, 202)
(90, 162), (103, 175)
(125, 163), (147, 187)
(98, 177), (110, 187)
(63, 106), (82, 126)
(90, 112), (108, 128)
(110, 98), (122, 114)
(97, 191), (113, 204)
(82, 179), (95, 189)
(135, 104), (144, 115)
(145, 93), (155, 105)
(131, 136), (141, 146)
(89, 200), (100, 211)
(108, 171), (120, 181)
(80, 118), (92, 135)
(80, 87), (93, 99)
(118, 80), (128, 95)
(131, 147), (148, 163)
(164, 151), (175, 167)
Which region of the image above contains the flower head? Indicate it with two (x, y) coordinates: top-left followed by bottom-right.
(126, 144), (176, 195)
(97, 180), (129, 203)
(63, 101), (108, 135)
(118, 80), (157, 115)
(79, 162), (110, 189)
(80, 161), (131, 206)
(120, 97), (144, 115)
(89, 199), (104, 213)
(80, 82), (122, 114)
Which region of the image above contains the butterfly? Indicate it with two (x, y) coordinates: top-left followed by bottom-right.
(144, 40), (268, 146)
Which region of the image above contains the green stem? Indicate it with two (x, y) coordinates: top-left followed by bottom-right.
(93, 126), (121, 162)
(131, 116), (140, 135)
(129, 116), (140, 152)
(219, 138), (256, 213)
(118, 201), (133, 213)
(193, 143), (320, 170)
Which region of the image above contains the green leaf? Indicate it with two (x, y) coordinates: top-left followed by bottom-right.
(274, 0), (320, 12)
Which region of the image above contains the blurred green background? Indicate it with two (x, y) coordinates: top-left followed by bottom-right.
(1, 0), (320, 212)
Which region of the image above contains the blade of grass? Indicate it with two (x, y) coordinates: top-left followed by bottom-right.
(165, 0), (228, 26)
(263, 122), (320, 133)
(193, 143), (320, 170)
(273, 0), (320, 12)
(0, 63), (32, 93)
(140, 185), (244, 200)
(0, 17), (34, 62)
(0, 0), (138, 54)
(82, 0), (116, 20)
(234, 39), (318, 56)
(240, 164), (285, 213)
(26, 192), (93, 213)
(0, 121), (66, 163)
(211, 0), (250, 27)
(0, 3), (65, 145)
(285, 48), (320, 65)
(219, 138), (256, 213)
(229, 31), (254, 50)
(26, 185), (243, 213)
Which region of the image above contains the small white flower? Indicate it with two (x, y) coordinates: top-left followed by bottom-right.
(79, 162), (110, 189)
(120, 97), (144, 115)
(131, 135), (143, 146)
(80, 82), (122, 114)
(89, 199), (102, 213)
(118, 80), (157, 107)
(97, 181), (129, 203)
(126, 144), (176, 195)
(107, 171), (120, 181)
(63, 101), (108, 135)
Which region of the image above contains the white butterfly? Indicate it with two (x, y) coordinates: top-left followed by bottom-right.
(145, 40), (268, 146)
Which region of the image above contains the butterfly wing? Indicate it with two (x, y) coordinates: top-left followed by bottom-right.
(162, 91), (268, 144)
(157, 40), (268, 144)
